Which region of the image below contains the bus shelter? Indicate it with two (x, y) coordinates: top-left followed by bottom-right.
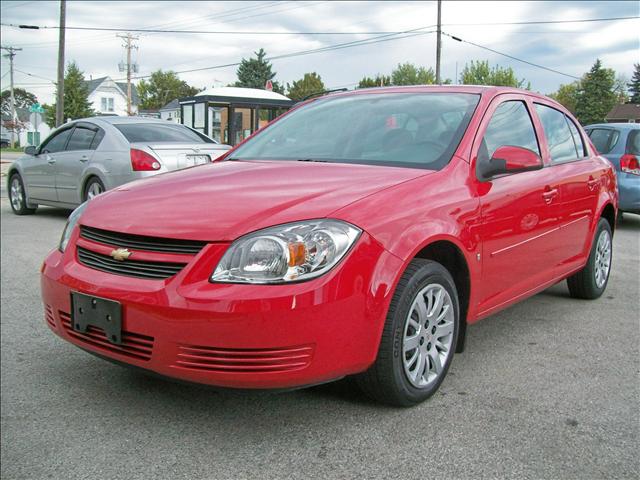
(179, 87), (294, 146)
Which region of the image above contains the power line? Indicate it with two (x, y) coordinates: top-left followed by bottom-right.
(2, 15), (636, 35)
(443, 32), (581, 80)
(14, 68), (55, 82)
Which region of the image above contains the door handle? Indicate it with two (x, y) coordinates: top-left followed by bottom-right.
(587, 176), (599, 191)
(79, 156), (89, 163)
(542, 187), (558, 204)
(46, 156), (56, 165)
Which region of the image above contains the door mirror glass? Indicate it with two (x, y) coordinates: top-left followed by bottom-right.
(481, 145), (543, 178)
(24, 146), (37, 156)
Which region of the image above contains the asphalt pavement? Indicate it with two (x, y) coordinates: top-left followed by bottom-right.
(1, 199), (638, 480)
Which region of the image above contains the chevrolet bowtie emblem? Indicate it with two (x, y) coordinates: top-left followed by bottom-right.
(110, 248), (132, 261)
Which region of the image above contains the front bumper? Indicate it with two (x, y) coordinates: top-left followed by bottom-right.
(41, 231), (401, 389)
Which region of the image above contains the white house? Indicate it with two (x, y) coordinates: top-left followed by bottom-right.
(85, 76), (139, 116)
(159, 99), (180, 122)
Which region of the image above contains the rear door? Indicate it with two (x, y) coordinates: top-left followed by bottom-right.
(55, 122), (101, 204)
(533, 103), (601, 268)
(22, 127), (73, 202)
(475, 96), (564, 315)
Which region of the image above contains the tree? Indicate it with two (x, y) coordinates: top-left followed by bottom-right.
(549, 82), (580, 114)
(286, 72), (325, 101)
(391, 62), (435, 85)
(234, 48), (284, 94)
(357, 74), (392, 88)
(0, 88), (38, 119)
(460, 60), (530, 89)
(574, 59), (618, 125)
(628, 63), (640, 103)
(137, 70), (200, 110)
(45, 62), (93, 127)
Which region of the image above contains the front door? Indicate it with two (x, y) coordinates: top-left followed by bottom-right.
(475, 97), (564, 315)
(22, 127), (73, 202)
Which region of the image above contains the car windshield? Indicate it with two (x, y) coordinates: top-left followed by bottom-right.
(114, 123), (216, 143)
(230, 92), (480, 170)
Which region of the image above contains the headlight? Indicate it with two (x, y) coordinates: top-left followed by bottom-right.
(211, 219), (361, 284)
(59, 202), (87, 252)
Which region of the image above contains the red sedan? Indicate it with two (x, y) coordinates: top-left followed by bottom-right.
(41, 86), (617, 406)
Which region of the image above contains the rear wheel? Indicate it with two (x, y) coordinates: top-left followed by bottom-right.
(567, 218), (612, 299)
(8, 173), (37, 215)
(356, 259), (459, 407)
(84, 177), (105, 201)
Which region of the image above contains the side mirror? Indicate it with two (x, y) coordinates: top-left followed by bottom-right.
(480, 145), (542, 179)
(24, 146), (37, 156)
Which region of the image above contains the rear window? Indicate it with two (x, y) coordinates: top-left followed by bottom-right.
(114, 123), (216, 143)
(230, 93), (480, 170)
(587, 128), (619, 154)
(626, 130), (640, 155)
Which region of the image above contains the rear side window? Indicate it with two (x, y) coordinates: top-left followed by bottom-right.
(90, 129), (105, 149)
(566, 118), (586, 157)
(114, 123), (215, 143)
(66, 127), (97, 151)
(40, 128), (72, 154)
(479, 101), (539, 167)
(534, 104), (580, 163)
(588, 128), (620, 154)
(625, 130), (639, 155)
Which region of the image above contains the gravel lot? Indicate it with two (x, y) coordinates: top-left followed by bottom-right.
(1, 196), (638, 480)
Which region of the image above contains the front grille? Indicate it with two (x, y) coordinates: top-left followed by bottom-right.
(80, 225), (206, 255)
(77, 247), (186, 280)
(173, 343), (314, 373)
(60, 311), (154, 361)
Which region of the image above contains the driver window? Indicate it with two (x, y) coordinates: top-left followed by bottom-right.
(478, 101), (540, 171)
(41, 128), (73, 154)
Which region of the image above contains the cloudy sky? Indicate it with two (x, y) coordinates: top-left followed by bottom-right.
(1, 0), (638, 104)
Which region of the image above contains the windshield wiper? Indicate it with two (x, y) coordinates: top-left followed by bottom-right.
(296, 158), (329, 162)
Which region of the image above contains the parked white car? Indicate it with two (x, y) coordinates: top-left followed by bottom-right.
(7, 116), (231, 215)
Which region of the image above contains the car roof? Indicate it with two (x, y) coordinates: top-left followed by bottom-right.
(319, 84), (549, 100)
(69, 116), (172, 127)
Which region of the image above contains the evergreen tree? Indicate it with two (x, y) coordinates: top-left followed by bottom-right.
(574, 59), (617, 125)
(137, 70), (200, 109)
(460, 60), (530, 89)
(234, 48), (284, 93)
(548, 82), (580, 114)
(45, 62), (93, 127)
(286, 72), (325, 101)
(628, 63), (640, 103)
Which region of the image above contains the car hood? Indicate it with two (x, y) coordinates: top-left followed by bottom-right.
(82, 160), (431, 241)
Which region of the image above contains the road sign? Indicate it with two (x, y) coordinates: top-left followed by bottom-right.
(29, 103), (45, 113)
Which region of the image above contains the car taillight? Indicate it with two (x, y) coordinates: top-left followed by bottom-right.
(130, 149), (161, 171)
(620, 154), (640, 175)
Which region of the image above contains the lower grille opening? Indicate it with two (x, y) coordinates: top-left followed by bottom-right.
(45, 304), (56, 330)
(173, 343), (314, 373)
(59, 311), (154, 361)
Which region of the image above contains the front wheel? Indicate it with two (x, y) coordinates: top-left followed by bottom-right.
(8, 173), (37, 215)
(356, 259), (459, 407)
(567, 218), (612, 299)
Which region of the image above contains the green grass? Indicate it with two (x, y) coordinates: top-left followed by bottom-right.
(0, 147), (25, 153)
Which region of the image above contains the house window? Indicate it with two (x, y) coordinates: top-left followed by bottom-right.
(101, 97), (114, 112)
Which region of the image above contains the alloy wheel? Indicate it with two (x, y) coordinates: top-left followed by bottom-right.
(10, 177), (24, 211)
(402, 283), (455, 388)
(594, 229), (611, 289)
(87, 182), (104, 199)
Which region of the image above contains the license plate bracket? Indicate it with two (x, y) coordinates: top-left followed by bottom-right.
(186, 154), (210, 165)
(71, 292), (122, 345)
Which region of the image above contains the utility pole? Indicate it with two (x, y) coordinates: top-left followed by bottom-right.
(436, 0), (442, 85)
(55, 0), (66, 127)
(1, 46), (22, 148)
(117, 33), (139, 116)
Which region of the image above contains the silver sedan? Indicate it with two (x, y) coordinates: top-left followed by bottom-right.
(7, 116), (231, 215)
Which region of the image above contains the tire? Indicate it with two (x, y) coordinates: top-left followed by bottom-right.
(567, 218), (612, 299)
(8, 173), (37, 215)
(356, 259), (459, 407)
(84, 177), (105, 202)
